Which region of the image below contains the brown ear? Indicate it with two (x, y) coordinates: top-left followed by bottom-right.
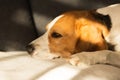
(74, 14), (109, 52)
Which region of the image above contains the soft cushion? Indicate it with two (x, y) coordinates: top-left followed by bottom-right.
(0, 51), (120, 80)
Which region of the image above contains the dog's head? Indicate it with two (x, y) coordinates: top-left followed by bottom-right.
(26, 11), (109, 59)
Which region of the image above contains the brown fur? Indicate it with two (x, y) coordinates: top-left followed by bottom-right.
(48, 11), (109, 58)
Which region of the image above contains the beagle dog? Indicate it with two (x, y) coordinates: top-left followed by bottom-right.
(26, 10), (110, 59)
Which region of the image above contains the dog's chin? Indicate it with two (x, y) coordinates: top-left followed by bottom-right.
(30, 50), (61, 60)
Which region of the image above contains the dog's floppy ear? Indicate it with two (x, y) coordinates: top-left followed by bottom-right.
(91, 11), (112, 30)
(74, 11), (109, 52)
(90, 11), (111, 38)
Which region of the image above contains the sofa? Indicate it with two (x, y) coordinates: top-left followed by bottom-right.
(0, 0), (119, 51)
(0, 0), (120, 80)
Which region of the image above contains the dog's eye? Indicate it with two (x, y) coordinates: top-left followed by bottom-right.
(51, 32), (62, 38)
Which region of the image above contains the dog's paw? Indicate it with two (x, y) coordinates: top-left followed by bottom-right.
(68, 53), (90, 66)
(69, 55), (90, 69)
(69, 56), (80, 66)
(69, 51), (111, 66)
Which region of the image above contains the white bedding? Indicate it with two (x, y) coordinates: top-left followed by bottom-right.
(0, 51), (120, 80)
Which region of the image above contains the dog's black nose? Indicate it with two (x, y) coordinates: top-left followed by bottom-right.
(26, 44), (35, 54)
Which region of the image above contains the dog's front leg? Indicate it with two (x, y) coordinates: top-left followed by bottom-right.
(69, 50), (120, 67)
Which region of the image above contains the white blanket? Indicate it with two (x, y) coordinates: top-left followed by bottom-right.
(0, 51), (120, 80)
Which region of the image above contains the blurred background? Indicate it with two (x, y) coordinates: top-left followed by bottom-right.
(0, 0), (119, 51)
